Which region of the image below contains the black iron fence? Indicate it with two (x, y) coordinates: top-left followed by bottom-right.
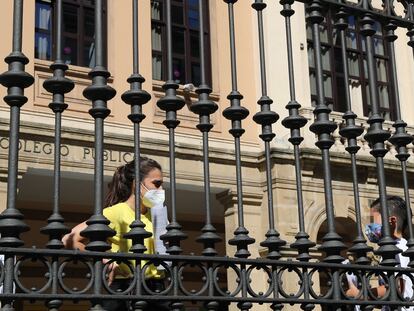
(0, 0), (414, 310)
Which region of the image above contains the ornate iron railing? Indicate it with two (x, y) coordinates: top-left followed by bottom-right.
(0, 0), (414, 310)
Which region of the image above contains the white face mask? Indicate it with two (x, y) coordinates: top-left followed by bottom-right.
(141, 184), (165, 208)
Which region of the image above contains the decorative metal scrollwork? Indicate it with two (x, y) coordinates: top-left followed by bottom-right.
(58, 258), (94, 294)
(366, 271), (390, 301)
(102, 259), (136, 295)
(213, 263), (242, 297)
(246, 264), (273, 298)
(395, 271), (414, 302)
(141, 260), (173, 295)
(177, 262), (209, 296)
(339, 269), (363, 299)
(14, 256), (52, 294)
(277, 266), (305, 299)
(308, 267), (334, 299)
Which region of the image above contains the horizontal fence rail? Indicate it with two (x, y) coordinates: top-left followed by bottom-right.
(1, 249), (414, 307)
(0, 0), (414, 310)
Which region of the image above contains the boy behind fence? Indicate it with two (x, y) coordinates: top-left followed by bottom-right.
(347, 196), (413, 311)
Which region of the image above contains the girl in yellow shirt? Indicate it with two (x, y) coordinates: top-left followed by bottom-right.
(62, 157), (169, 311)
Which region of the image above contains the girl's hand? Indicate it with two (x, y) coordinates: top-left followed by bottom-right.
(103, 259), (130, 286)
(61, 222), (88, 251)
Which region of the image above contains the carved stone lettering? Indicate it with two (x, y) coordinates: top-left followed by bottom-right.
(0, 138), (131, 164)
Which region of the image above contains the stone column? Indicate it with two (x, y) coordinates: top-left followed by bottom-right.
(217, 189), (268, 311)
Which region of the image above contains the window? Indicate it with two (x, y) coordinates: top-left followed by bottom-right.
(35, 0), (106, 68)
(35, 1), (53, 61)
(151, 0), (211, 86)
(307, 10), (395, 120)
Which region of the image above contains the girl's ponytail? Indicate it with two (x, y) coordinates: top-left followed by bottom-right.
(104, 164), (132, 207)
(104, 157), (162, 207)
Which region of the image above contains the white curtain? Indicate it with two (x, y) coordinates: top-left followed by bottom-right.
(152, 24), (163, 80)
(152, 56), (162, 80)
(37, 36), (49, 59)
(347, 52), (359, 77)
(36, 5), (51, 59)
(38, 5), (50, 29)
(151, 1), (161, 20)
(152, 26), (162, 51)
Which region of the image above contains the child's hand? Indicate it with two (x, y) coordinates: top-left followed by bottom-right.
(103, 259), (130, 286)
(346, 282), (360, 298)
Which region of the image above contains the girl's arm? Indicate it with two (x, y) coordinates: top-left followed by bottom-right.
(62, 221), (88, 251)
(62, 216), (128, 285)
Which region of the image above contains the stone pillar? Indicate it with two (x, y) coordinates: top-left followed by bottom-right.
(218, 189), (268, 311)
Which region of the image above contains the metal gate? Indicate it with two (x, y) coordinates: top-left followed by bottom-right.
(0, 0), (414, 310)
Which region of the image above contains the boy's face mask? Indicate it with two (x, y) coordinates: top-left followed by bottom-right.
(365, 223), (382, 243)
(141, 183), (165, 208)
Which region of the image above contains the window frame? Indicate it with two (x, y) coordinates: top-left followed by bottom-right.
(151, 0), (212, 86)
(35, 0), (53, 60)
(307, 9), (395, 120)
(34, 0), (107, 68)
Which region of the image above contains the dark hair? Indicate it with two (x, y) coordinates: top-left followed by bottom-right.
(104, 157), (162, 207)
(370, 195), (408, 233)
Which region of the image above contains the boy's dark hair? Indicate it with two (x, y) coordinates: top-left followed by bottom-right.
(370, 195), (408, 233)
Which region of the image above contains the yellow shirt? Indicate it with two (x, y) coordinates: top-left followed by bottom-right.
(103, 202), (162, 279)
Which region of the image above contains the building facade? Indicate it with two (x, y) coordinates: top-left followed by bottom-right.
(0, 0), (414, 311)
